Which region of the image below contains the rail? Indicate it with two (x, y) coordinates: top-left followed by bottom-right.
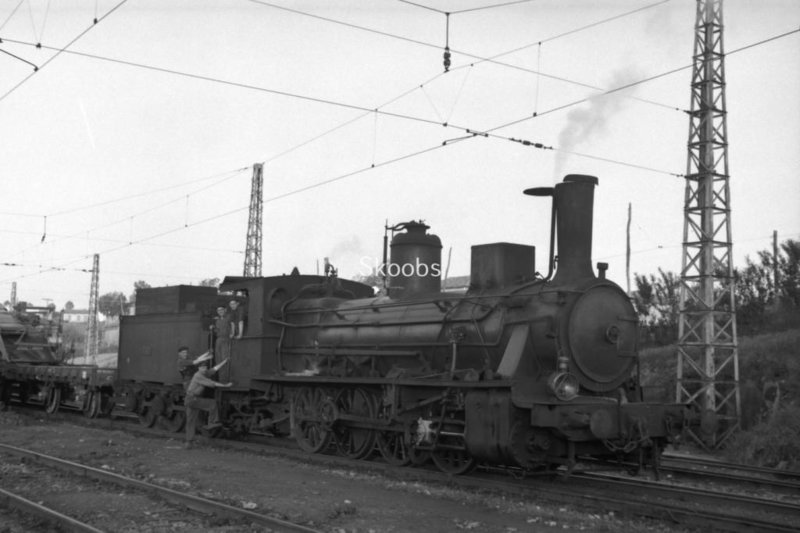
(0, 443), (320, 533)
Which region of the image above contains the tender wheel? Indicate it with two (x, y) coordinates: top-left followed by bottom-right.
(0, 379), (9, 409)
(332, 388), (377, 460)
(432, 449), (476, 475)
(139, 394), (164, 428)
(44, 386), (61, 414)
(83, 391), (101, 418)
(292, 387), (333, 454)
(161, 400), (185, 432)
(376, 429), (412, 466)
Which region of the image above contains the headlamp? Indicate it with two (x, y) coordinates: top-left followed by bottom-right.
(548, 372), (580, 401)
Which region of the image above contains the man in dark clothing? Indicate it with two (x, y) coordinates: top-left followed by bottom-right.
(229, 299), (245, 339)
(176, 346), (196, 390)
(210, 306), (232, 360)
(184, 353), (232, 448)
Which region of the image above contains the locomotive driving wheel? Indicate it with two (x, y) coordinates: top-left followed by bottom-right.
(332, 388), (377, 460)
(376, 429), (412, 466)
(292, 387), (334, 454)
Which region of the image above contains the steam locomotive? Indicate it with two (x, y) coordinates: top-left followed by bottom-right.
(114, 174), (688, 474)
(2, 174), (689, 474)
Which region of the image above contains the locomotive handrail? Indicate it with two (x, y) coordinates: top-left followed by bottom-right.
(283, 294), (501, 314)
(280, 347), (421, 357)
(258, 374), (512, 387)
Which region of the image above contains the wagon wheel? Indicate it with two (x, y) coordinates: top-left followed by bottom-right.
(100, 393), (114, 416)
(376, 429), (412, 466)
(83, 391), (101, 418)
(44, 386), (61, 414)
(431, 449), (476, 475)
(292, 387), (334, 454)
(332, 388), (377, 460)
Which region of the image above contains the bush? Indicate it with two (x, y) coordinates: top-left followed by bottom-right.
(723, 405), (800, 470)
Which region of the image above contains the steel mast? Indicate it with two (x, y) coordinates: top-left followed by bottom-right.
(243, 163), (263, 277)
(677, 0), (740, 449)
(85, 253), (100, 364)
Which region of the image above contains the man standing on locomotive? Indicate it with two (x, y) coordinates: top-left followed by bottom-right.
(184, 352), (232, 448)
(210, 306), (232, 361)
(229, 299), (245, 340)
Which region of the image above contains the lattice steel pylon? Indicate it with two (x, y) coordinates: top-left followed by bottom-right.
(677, 0), (740, 449)
(243, 163), (263, 277)
(85, 254), (100, 363)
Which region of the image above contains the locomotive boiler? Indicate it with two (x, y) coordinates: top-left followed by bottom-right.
(206, 174), (688, 474)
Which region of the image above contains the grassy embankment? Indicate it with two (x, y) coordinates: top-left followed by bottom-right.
(639, 328), (800, 469)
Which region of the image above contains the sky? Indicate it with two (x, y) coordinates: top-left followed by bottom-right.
(0, 0), (798, 310)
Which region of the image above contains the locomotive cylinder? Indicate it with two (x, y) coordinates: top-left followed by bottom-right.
(388, 221), (442, 297)
(552, 174), (598, 283)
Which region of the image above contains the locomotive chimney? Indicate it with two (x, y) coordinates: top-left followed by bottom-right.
(551, 174), (598, 283)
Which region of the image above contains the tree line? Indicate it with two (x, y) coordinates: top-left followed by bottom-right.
(633, 238), (800, 344)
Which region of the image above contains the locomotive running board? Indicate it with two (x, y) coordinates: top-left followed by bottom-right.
(249, 374), (514, 389)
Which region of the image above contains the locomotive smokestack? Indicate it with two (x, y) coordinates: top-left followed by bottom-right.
(552, 174), (598, 283)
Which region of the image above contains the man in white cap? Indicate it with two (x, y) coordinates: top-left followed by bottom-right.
(184, 352), (232, 448)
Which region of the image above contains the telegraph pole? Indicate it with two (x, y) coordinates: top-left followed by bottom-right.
(85, 254), (100, 363)
(243, 163), (263, 277)
(677, 0), (740, 449)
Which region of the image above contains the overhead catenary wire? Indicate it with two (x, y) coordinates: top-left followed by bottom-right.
(0, 167), (248, 220)
(250, 0), (681, 112)
(1, 2), (690, 280)
(398, 0), (538, 16)
(0, 228), (244, 254)
(25, 0), (38, 42)
(0, 0), (690, 164)
(0, 0), (129, 102)
(0, 136), (472, 286)
(487, 26), (800, 134)
(2, 5), (795, 295)
(3, 17), (790, 254)
(0, 47), (37, 70)
(3, 167), (249, 265)
(1, 35), (685, 178)
(47, 166), (249, 218)
(0, 37), (448, 130)
(0, 0), (25, 31)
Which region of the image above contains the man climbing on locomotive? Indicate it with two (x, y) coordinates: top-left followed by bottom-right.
(184, 352), (232, 448)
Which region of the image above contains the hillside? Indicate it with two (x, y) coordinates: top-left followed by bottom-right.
(639, 328), (800, 468)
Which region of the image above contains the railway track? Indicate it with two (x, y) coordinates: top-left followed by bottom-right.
(0, 443), (320, 533)
(567, 470), (800, 532)
(7, 407), (800, 532)
(661, 453), (800, 492)
(0, 486), (104, 533)
(581, 452), (800, 495)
